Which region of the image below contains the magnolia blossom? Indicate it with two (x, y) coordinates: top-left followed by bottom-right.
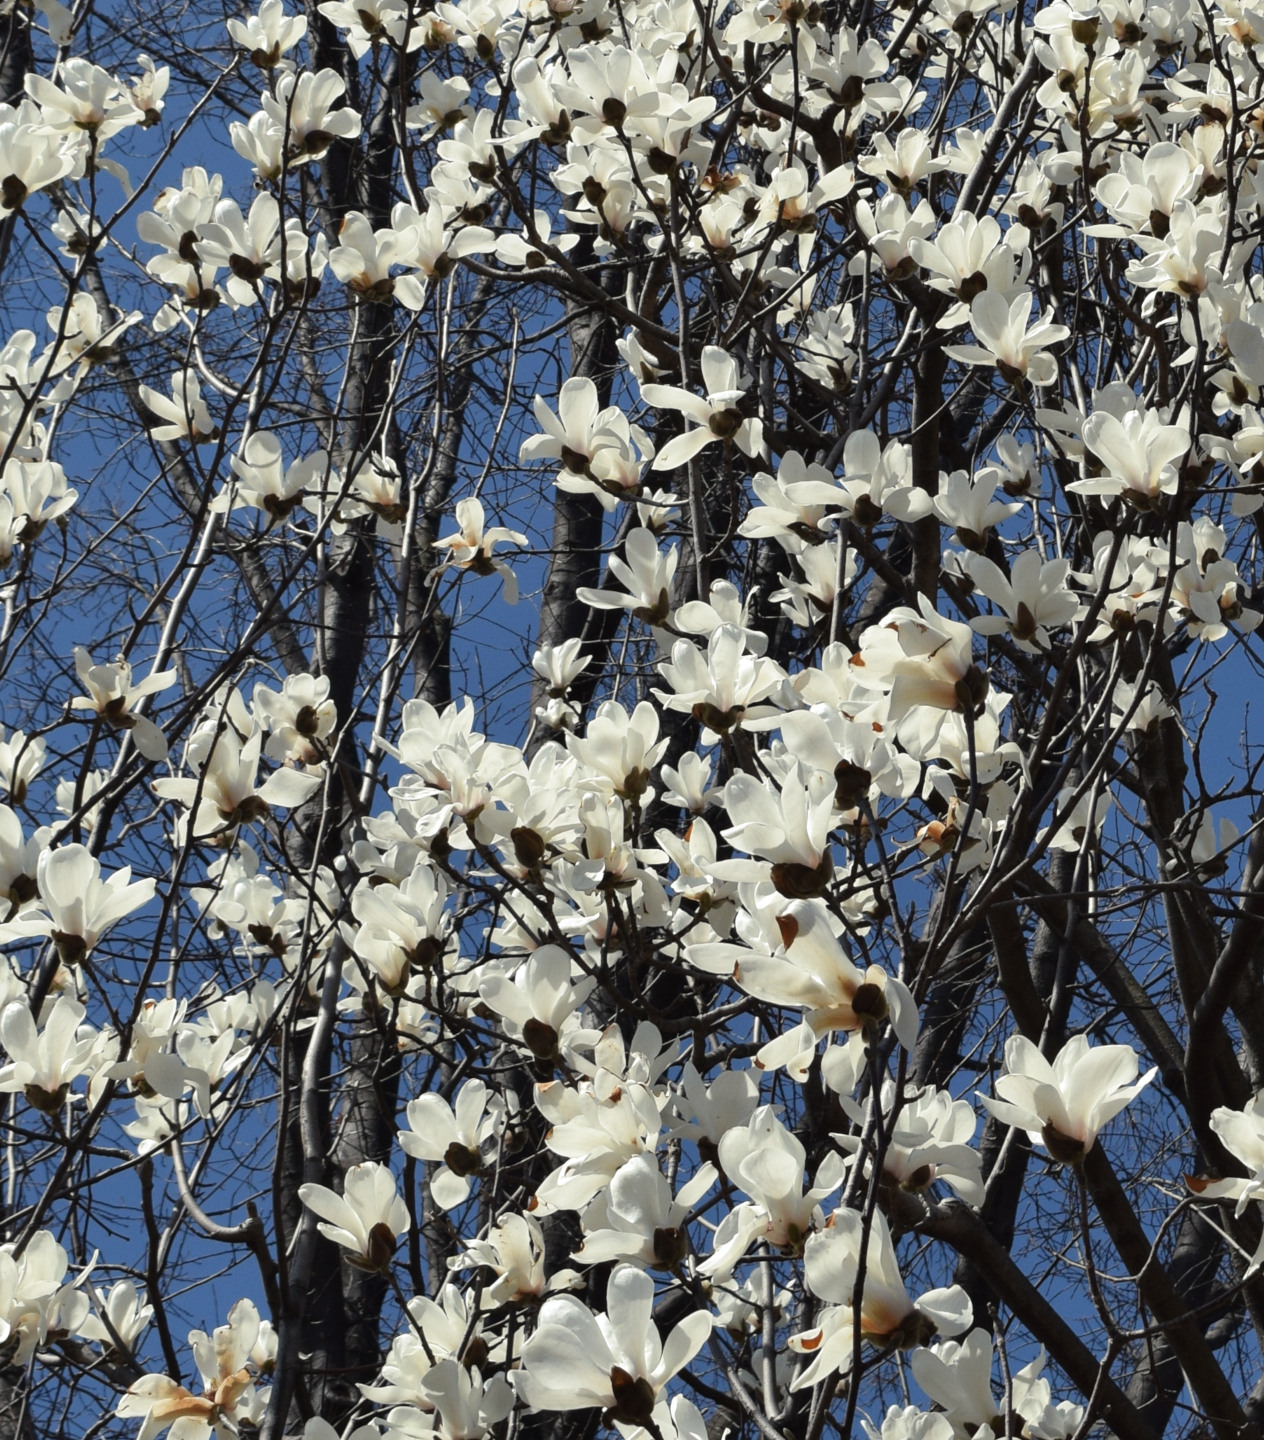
(26, 58), (142, 139)
(329, 211), (428, 309)
(223, 426), (321, 524)
(0, 1231), (93, 1363)
(911, 1328), (1084, 1439)
(0, 102), (78, 211)
(119, 1299), (270, 1440)
(533, 638), (591, 730)
(577, 1154), (716, 1270)
(656, 625), (786, 740)
(138, 371), (218, 443)
(836, 1083), (984, 1205)
(79, 1279), (153, 1355)
(854, 595), (987, 720)
(195, 194), (283, 306)
(1188, 1091), (1264, 1271)
(704, 1108), (845, 1276)
(962, 551), (1078, 651)
(298, 1160), (410, 1271)
(945, 292), (1069, 387)
(226, 0), (307, 67)
(0, 996), (103, 1112)
(1072, 407), (1191, 507)
(513, 1264), (713, 1429)
(531, 1073), (663, 1214)
(521, 377), (643, 505)
(399, 1078), (506, 1209)
(722, 898), (917, 1091)
(567, 699), (667, 801)
(576, 528), (678, 626)
(433, 497), (527, 604)
(0, 845), (156, 963)
(714, 767), (836, 898)
(260, 68), (362, 162)
(982, 1034), (1156, 1164)
(71, 648), (176, 761)
(0, 728), (45, 805)
(252, 673), (336, 764)
(933, 471), (1021, 550)
(361, 1283), (493, 1407)
(789, 1208), (971, 1390)
(478, 945), (595, 1061)
(154, 726), (322, 838)
(456, 1211), (581, 1306)
(642, 347), (765, 471)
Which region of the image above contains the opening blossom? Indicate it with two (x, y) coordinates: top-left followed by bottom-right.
(118, 1298), (271, 1440)
(642, 347), (765, 472)
(945, 292), (1069, 387)
(513, 1263), (713, 1431)
(853, 594), (988, 721)
(398, 1077), (508, 1209)
(1189, 1092), (1264, 1272)
(577, 528), (679, 626)
(0, 844), (156, 964)
(789, 1208), (972, 1391)
(71, 647), (177, 762)
(154, 725), (322, 839)
(0, 995), (105, 1113)
(298, 1159), (410, 1271)
(433, 497), (528, 605)
(981, 1034), (1157, 1165)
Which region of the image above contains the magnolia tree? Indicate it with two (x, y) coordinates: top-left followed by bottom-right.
(2, 0), (1264, 1438)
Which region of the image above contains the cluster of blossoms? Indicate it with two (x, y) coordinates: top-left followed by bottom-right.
(0, 0), (1262, 1429)
(0, 634), (1174, 1439)
(93, 666), (1163, 1440)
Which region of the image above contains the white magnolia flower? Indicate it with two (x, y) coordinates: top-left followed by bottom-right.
(723, 898), (917, 1090)
(837, 1082), (984, 1205)
(194, 194), (283, 307)
(456, 1211), (580, 1306)
(71, 648), (176, 761)
(713, 766), (836, 897)
(79, 1279), (153, 1354)
(0, 102), (78, 211)
(0, 845), (156, 963)
(1036, 784), (1112, 853)
(963, 552), (1079, 652)
(0, 995), (103, 1111)
(399, 1078), (507, 1209)
(252, 673), (337, 765)
(260, 69), (362, 162)
(702, 1107), (844, 1275)
(298, 1160), (409, 1271)
(981, 1033), (1156, 1164)
(119, 1298), (270, 1440)
(642, 347), (765, 471)
(576, 528), (678, 626)
(1072, 407), (1190, 508)
(26, 58), (142, 140)
(433, 497), (528, 604)
(576, 1153), (716, 1269)
(788, 1208), (971, 1390)
(933, 471), (1021, 550)
(513, 1264), (713, 1429)
(479, 945), (596, 1062)
(154, 727), (322, 839)
(854, 595), (987, 720)
(138, 371), (218, 443)
(0, 729), (45, 806)
(945, 292), (1069, 387)
(226, 0), (308, 67)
